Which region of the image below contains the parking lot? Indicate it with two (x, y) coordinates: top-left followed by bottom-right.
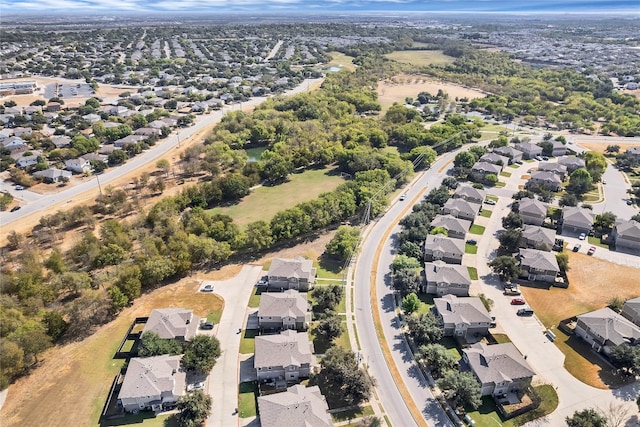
(43, 82), (95, 99)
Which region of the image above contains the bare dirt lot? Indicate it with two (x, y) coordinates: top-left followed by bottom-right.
(577, 141), (640, 155)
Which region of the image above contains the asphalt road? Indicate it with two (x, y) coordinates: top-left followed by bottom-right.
(0, 78), (323, 228)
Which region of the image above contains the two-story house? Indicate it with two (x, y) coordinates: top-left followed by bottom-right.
(621, 297), (640, 327)
(453, 184), (487, 205)
(267, 258), (317, 292)
(442, 198), (482, 222)
(611, 219), (640, 251)
(527, 171), (562, 192)
(479, 153), (509, 169)
(254, 330), (316, 383)
(521, 225), (556, 251)
(493, 146), (523, 165)
(433, 295), (492, 338)
(258, 290), (311, 331)
(518, 198), (548, 226)
(471, 161), (502, 181)
(429, 214), (471, 240)
(424, 235), (465, 265)
(423, 261), (472, 296)
(557, 156), (586, 173)
(560, 206), (594, 236)
(258, 385), (332, 427)
(518, 248), (560, 282)
(514, 142), (542, 160)
(575, 307), (640, 355)
(537, 162), (568, 179)
(143, 308), (200, 342)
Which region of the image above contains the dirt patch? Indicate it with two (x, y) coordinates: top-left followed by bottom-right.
(577, 141), (640, 155)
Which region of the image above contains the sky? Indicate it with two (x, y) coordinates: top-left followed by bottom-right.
(1, 0), (638, 14)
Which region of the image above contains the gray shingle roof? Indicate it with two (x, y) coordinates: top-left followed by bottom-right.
(530, 170), (562, 184)
(464, 342), (535, 386)
(443, 198), (482, 217)
(562, 206), (595, 228)
(521, 225), (556, 248)
(258, 385), (332, 427)
(454, 184), (487, 202)
(259, 290), (309, 318)
(143, 308), (200, 341)
(578, 307), (640, 346)
(118, 355), (185, 401)
(518, 248), (559, 272)
(538, 162), (567, 175)
(430, 214), (472, 236)
(518, 198), (548, 217)
(479, 152), (509, 166)
(557, 156), (586, 169)
(615, 219), (640, 239)
(268, 258), (316, 281)
(493, 146), (522, 159)
(254, 330), (316, 369)
(434, 295), (492, 326)
(471, 161), (502, 175)
(425, 262), (472, 286)
(424, 235), (465, 256)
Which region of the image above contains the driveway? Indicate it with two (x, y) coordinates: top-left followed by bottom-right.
(201, 264), (264, 427)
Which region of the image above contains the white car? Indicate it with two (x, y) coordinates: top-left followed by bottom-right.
(578, 233), (586, 240)
(399, 194), (407, 201)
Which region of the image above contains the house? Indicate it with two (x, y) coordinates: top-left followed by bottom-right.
(16, 154), (40, 168)
(470, 161), (502, 181)
(550, 140), (568, 157)
(33, 168), (71, 183)
(575, 307), (640, 355)
(537, 162), (568, 179)
(521, 225), (555, 251)
(453, 184), (487, 205)
(527, 171), (562, 192)
(433, 295), (492, 338)
(518, 198), (548, 226)
(267, 258), (316, 291)
(442, 198), (482, 222)
(514, 142), (543, 160)
(557, 156), (586, 173)
(82, 113), (102, 123)
(423, 261), (471, 296)
(493, 146), (523, 164)
(621, 297), (640, 327)
(257, 385), (332, 427)
(0, 136), (27, 151)
(82, 152), (108, 163)
(13, 127), (32, 137)
(46, 102), (62, 112)
(142, 308), (200, 342)
(424, 235), (465, 264)
(118, 355), (185, 413)
(462, 342), (535, 398)
(254, 330), (316, 382)
(135, 127), (162, 137)
(114, 134), (145, 148)
(625, 147), (640, 161)
(611, 219), (640, 251)
(65, 157), (92, 174)
(518, 248), (560, 282)
(258, 290), (311, 331)
(50, 135), (72, 149)
(430, 214), (471, 240)
(479, 153), (509, 169)
(561, 206), (594, 235)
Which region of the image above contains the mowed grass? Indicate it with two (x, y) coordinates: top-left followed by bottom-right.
(465, 243), (478, 254)
(101, 413), (178, 427)
(208, 167), (344, 225)
(325, 51), (357, 72)
(0, 278), (224, 427)
(384, 50), (455, 66)
(467, 266), (479, 280)
(521, 253), (640, 388)
(479, 209), (492, 218)
(331, 405), (375, 422)
(469, 224), (486, 235)
(238, 382), (258, 418)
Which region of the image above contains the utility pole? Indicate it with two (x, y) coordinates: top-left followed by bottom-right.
(96, 173), (102, 196)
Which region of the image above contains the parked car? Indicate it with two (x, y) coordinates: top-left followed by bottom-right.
(201, 284), (214, 292)
(578, 233), (586, 240)
(504, 286), (521, 296)
(466, 239), (477, 245)
(535, 155), (544, 161)
(573, 243), (581, 252)
(587, 246), (596, 255)
(257, 279), (268, 286)
(484, 199), (496, 205)
(627, 200), (634, 205)
(200, 321), (214, 330)
(511, 298), (526, 305)
(542, 156), (549, 161)
(517, 307), (534, 316)
(187, 381), (206, 391)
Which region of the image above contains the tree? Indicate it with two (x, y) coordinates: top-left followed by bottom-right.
(498, 228), (522, 255)
(488, 256), (520, 282)
(107, 285), (129, 313)
(605, 145), (620, 154)
(560, 193), (579, 207)
(608, 297), (624, 313)
(7, 320), (52, 366)
(182, 335), (221, 374)
(393, 267), (422, 297)
(419, 344), (458, 378)
(176, 390), (212, 427)
(502, 212), (523, 230)
(567, 168), (593, 195)
(608, 344), (640, 375)
(244, 220), (273, 251)
(42, 311), (68, 341)
(454, 151), (477, 169)
(391, 254), (421, 272)
(402, 293), (421, 315)
(315, 314), (343, 341)
(583, 151), (607, 182)
(565, 409), (607, 427)
(556, 253), (570, 273)
(325, 225), (360, 262)
(312, 285), (344, 312)
(430, 226), (448, 236)
(406, 312), (443, 346)
(0, 192), (13, 211)
(484, 173), (498, 185)
(436, 370), (481, 409)
(138, 332), (183, 357)
(156, 158), (170, 176)
(594, 212), (616, 232)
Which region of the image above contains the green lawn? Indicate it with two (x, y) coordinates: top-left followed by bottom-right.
(206, 309), (223, 324)
(500, 171), (512, 177)
(491, 333), (512, 344)
(486, 195), (499, 201)
(208, 167), (344, 225)
(439, 336), (462, 359)
(308, 287), (346, 314)
(479, 209), (492, 218)
(325, 51), (357, 72)
(495, 181), (507, 188)
(587, 236), (609, 249)
(465, 243), (478, 254)
(315, 257), (344, 280)
(334, 321), (352, 351)
(467, 267), (478, 280)
(330, 405), (375, 422)
(466, 396), (512, 427)
(469, 224), (486, 235)
(248, 286), (263, 308)
(238, 382), (258, 418)
(524, 159), (535, 163)
(508, 163), (521, 169)
(384, 50), (455, 66)
(101, 413), (178, 427)
(239, 329), (257, 354)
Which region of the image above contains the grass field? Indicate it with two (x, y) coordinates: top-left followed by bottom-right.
(325, 51), (357, 72)
(238, 382), (257, 418)
(465, 243), (478, 254)
(470, 224), (486, 235)
(479, 209), (492, 218)
(384, 50), (455, 67)
(508, 163), (521, 169)
(101, 413), (178, 427)
(239, 329), (257, 354)
(521, 253), (640, 388)
(486, 195), (499, 201)
(491, 333), (512, 344)
(208, 167), (344, 225)
(587, 236), (609, 249)
(331, 405), (375, 422)
(500, 171), (512, 178)
(467, 267), (479, 280)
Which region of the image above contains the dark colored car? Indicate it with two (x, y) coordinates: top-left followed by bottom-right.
(10, 206), (21, 212)
(200, 321), (214, 330)
(466, 239), (477, 245)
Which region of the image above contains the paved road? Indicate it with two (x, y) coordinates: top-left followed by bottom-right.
(0, 78), (323, 228)
(200, 265), (264, 427)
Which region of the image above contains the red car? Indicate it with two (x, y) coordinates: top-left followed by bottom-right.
(587, 246), (596, 255)
(511, 298), (526, 305)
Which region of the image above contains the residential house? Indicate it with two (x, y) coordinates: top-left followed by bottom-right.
(46, 102), (62, 112)
(493, 146), (523, 164)
(135, 127), (162, 137)
(424, 235), (465, 264)
(514, 142), (543, 160)
(550, 140), (568, 157)
(521, 225), (555, 251)
(1, 136), (27, 152)
(13, 127), (32, 138)
(267, 258), (316, 292)
(16, 154), (40, 168)
(621, 298), (640, 327)
(257, 385), (332, 427)
(470, 161), (502, 181)
(462, 342), (535, 397)
(33, 168), (71, 183)
(527, 171), (562, 192)
(432, 295), (492, 338)
(575, 307), (640, 354)
(142, 308), (200, 342)
(65, 157), (92, 174)
(254, 330), (316, 382)
(611, 219), (640, 251)
(118, 355), (185, 413)
(453, 184), (487, 205)
(82, 152), (108, 163)
(479, 153), (509, 169)
(0, 129), (13, 140)
(50, 135), (72, 149)
(537, 162), (568, 179)
(557, 156), (586, 173)
(430, 214), (471, 240)
(258, 290), (311, 331)
(561, 206), (594, 235)
(423, 261), (472, 296)
(114, 134), (146, 148)
(82, 113), (102, 123)
(518, 248), (560, 282)
(442, 198), (481, 222)
(625, 147), (640, 161)
(518, 198), (548, 226)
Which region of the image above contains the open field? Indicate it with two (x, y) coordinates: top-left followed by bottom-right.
(577, 141), (640, 155)
(0, 271), (228, 427)
(384, 50), (455, 67)
(377, 73), (487, 112)
(521, 253), (640, 388)
(208, 167), (344, 225)
(325, 51), (357, 72)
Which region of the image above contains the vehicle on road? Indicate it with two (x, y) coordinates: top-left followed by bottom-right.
(573, 243), (581, 252)
(602, 179), (606, 184)
(466, 239), (477, 245)
(201, 284), (214, 292)
(15, 185), (24, 190)
(587, 246), (596, 255)
(399, 194), (407, 201)
(10, 206), (21, 212)
(200, 321), (214, 330)
(504, 285), (521, 296)
(484, 199), (496, 205)
(517, 307), (534, 316)
(511, 298), (526, 305)
(187, 381), (206, 391)
(627, 200), (634, 205)
(578, 233), (586, 240)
